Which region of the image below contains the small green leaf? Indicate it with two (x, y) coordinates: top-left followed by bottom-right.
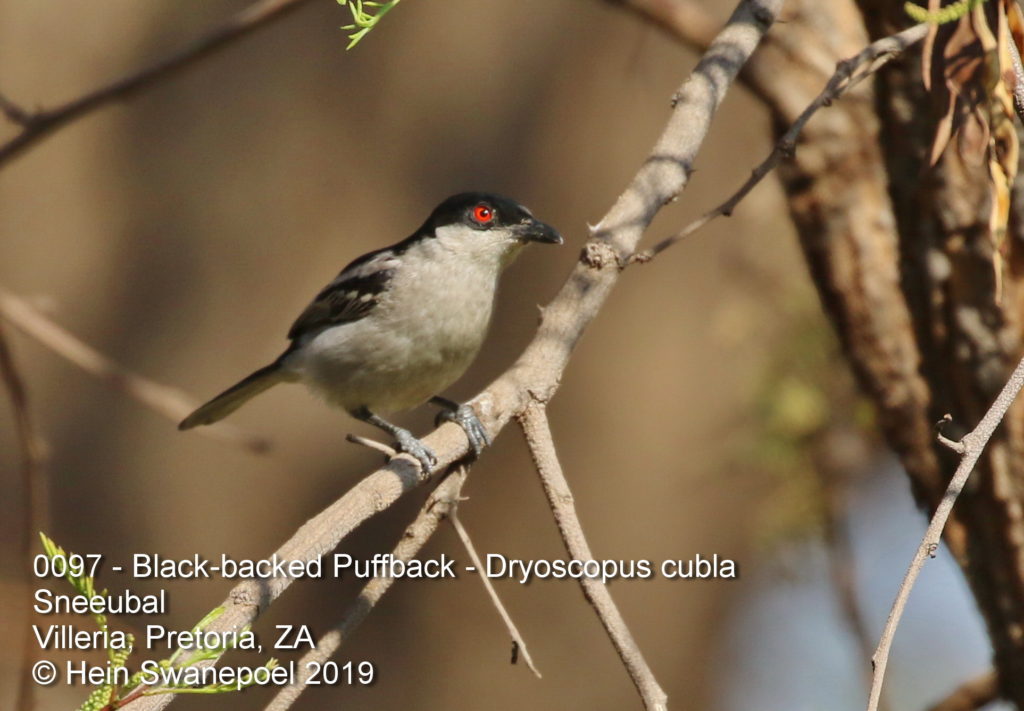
(337, 0), (402, 48)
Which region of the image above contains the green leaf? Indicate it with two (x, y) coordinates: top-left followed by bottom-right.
(337, 0), (402, 48)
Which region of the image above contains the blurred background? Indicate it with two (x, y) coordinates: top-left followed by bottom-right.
(0, 1), (998, 709)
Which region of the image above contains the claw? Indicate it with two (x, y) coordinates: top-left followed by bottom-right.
(393, 427), (437, 472)
(432, 398), (489, 458)
(351, 407), (436, 473)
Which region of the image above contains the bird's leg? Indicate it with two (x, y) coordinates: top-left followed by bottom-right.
(353, 407), (437, 472)
(430, 396), (489, 458)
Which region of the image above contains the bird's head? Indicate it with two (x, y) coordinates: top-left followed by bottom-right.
(422, 192), (562, 268)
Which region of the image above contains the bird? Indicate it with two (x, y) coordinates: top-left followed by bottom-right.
(178, 192), (563, 471)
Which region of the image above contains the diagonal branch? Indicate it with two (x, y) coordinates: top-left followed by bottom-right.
(867, 355), (1024, 711)
(263, 466), (470, 711)
(123, 1), (782, 707)
(0, 0), (313, 169)
(636, 22), (928, 261)
(517, 401), (663, 709)
(0, 289), (270, 453)
(449, 507), (542, 679)
(605, 0), (831, 117)
(0, 90), (32, 126)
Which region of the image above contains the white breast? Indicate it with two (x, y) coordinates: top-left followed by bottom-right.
(287, 235), (504, 414)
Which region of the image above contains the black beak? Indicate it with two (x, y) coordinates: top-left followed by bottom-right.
(517, 218), (563, 245)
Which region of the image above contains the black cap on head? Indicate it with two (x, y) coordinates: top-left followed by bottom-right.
(421, 192), (562, 244)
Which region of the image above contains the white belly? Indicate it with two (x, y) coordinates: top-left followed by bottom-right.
(294, 322), (484, 413)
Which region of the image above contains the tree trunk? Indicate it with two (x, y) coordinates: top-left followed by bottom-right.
(762, 0), (1024, 702)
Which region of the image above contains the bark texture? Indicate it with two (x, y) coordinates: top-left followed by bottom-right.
(759, 0), (1024, 702)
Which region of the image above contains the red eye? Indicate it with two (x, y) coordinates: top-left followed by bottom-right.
(472, 204), (494, 224)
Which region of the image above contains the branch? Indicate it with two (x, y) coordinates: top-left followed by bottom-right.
(122, 1), (783, 707)
(605, 0), (837, 118)
(449, 508), (542, 678)
(926, 670), (999, 711)
(866, 356), (1024, 711)
(518, 402), (665, 710)
(0, 90), (32, 126)
(0, 321), (48, 711)
(635, 22), (928, 261)
(0, 0), (312, 169)
(263, 467), (470, 711)
(0, 289), (270, 453)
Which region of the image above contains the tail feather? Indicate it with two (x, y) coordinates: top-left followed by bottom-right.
(179, 362), (286, 430)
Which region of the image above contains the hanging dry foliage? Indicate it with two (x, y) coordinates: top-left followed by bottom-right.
(919, 0), (1023, 295)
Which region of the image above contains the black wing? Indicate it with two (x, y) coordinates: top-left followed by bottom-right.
(286, 248), (399, 341)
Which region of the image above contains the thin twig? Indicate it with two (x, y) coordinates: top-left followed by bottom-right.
(0, 90), (32, 126)
(123, 2), (782, 707)
(926, 669), (999, 711)
(0, 289), (270, 453)
(0, 321), (48, 711)
(866, 355), (1024, 711)
(263, 467), (470, 711)
(518, 401), (666, 711)
(635, 22), (929, 261)
(264, 468), (542, 711)
(0, 0), (312, 169)
(345, 432), (398, 458)
(449, 509), (542, 678)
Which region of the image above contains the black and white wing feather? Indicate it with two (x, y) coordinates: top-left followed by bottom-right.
(287, 248), (399, 341)
(179, 248), (400, 430)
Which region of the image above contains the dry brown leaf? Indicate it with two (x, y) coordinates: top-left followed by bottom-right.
(987, 1), (1019, 298)
(921, 0), (1021, 299)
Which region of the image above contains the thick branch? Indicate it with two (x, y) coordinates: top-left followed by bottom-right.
(0, 0), (312, 169)
(867, 356), (1024, 711)
(122, 1), (782, 707)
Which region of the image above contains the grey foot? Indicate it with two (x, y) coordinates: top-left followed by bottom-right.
(393, 427), (437, 472)
(353, 407), (437, 473)
(431, 397), (489, 457)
